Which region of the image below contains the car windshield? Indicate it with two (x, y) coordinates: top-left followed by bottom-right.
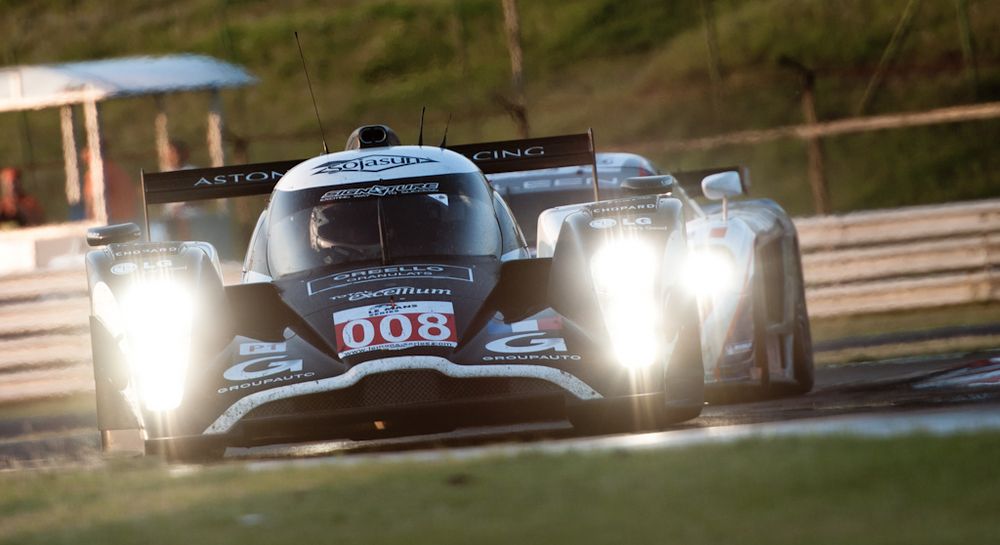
(490, 166), (652, 245)
(267, 172), (502, 276)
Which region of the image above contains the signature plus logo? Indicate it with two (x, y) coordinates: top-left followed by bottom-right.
(312, 155), (436, 175)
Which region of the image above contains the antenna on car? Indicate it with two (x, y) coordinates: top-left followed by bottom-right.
(439, 113), (452, 147)
(417, 106), (426, 146)
(294, 31), (329, 155)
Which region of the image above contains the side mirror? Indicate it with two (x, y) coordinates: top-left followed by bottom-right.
(701, 171), (743, 200)
(87, 223), (142, 247)
(622, 175), (676, 196)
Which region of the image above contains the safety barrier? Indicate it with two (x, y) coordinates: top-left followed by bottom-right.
(797, 198), (1000, 318)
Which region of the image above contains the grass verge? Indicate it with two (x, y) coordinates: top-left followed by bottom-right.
(1, 432), (999, 544)
(811, 302), (1000, 343)
(0, 393), (95, 423)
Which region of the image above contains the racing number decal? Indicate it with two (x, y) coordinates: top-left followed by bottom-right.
(333, 301), (457, 357)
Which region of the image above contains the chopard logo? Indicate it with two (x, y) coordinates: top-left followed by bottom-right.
(312, 155), (436, 174)
(472, 146), (544, 161)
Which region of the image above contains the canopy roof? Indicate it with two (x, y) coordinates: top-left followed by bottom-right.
(0, 54), (256, 113)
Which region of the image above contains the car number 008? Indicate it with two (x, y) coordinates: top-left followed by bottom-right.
(341, 312), (452, 348)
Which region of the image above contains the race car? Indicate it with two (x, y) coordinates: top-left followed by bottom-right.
(488, 152), (814, 397)
(83, 125), (803, 460)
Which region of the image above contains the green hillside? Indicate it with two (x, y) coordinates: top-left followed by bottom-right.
(2, 0), (999, 220)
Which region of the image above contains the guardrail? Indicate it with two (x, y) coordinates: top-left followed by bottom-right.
(0, 198), (998, 402)
(0, 221), (97, 275)
(797, 198), (1000, 318)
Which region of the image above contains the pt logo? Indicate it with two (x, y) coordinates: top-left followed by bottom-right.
(486, 332), (567, 354)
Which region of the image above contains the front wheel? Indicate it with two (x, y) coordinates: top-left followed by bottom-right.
(790, 296), (814, 393)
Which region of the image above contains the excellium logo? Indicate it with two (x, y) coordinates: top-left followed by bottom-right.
(312, 155), (436, 175)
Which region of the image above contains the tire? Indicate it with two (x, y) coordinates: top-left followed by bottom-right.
(790, 291), (814, 394)
(655, 301), (704, 427)
(749, 272), (772, 396)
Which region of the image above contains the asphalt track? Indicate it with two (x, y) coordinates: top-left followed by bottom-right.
(3, 349), (1000, 469)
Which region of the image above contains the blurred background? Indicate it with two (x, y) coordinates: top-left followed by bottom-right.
(1, 0), (998, 229)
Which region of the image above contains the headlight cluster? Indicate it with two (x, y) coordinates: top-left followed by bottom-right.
(120, 280), (194, 412)
(590, 240), (660, 370)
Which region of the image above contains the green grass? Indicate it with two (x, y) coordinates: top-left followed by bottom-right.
(1, 0), (999, 221)
(0, 394), (95, 422)
(811, 302), (1000, 343)
(2, 432), (1000, 544)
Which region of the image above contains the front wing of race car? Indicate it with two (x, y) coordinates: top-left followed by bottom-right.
(141, 352), (700, 457)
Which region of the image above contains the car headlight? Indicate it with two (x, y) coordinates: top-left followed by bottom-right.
(682, 248), (735, 297)
(120, 280), (194, 412)
(590, 240), (660, 369)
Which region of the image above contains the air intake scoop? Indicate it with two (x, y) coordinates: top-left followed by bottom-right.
(345, 125), (401, 150)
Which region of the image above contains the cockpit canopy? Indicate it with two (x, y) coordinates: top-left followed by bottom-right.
(265, 171), (503, 277)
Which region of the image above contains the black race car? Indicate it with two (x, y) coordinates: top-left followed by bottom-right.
(86, 125), (707, 460)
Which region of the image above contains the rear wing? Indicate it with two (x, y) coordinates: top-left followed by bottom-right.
(449, 131), (601, 200)
(669, 166), (751, 198)
(140, 159), (303, 237)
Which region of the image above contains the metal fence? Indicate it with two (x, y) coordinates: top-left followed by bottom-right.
(799, 198), (1000, 318)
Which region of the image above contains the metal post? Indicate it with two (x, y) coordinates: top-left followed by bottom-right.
(83, 99), (107, 224)
(207, 89), (226, 167)
(502, 0), (529, 138)
(780, 57), (830, 215)
(154, 95), (171, 171)
(801, 75), (830, 215)
(955, 0), (979, 99)
(699, 0), (723, 121)
(59, 105), (81, 207)
(588, 128), (600, 202)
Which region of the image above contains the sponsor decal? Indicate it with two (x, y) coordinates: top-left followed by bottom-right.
(333, 301), (457, 358)
(914, 357), (1000, 390)
(111, 259), (184, 275)
(590, 197), (658, 216)
(724, 340), (753, 356)
(320, 182), (439, 201)
(623, 216), (653, 227)
(220, 342), (314, 393)
(194, 169), (287, 187)
(112, 245), (180, 258)
(486, 333), (567, 354)
(486, 317), (567, 354)
(312, 155), (436, 175)
(482, 354), (581, 362)
(110, 262), (137, 275)
(589, 218), (616, 229)
(330, 286), (453, 303)
(239, 342), (285, 356)
(472, 146), (544, 162)
(308, 264), (473, 295)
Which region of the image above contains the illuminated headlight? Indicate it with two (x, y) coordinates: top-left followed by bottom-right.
(682, 248), (735, 297)
(590, 240), (660, 369)
(121, 280), (194, 412)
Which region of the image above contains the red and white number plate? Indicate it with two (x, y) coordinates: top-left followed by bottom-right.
(333, 301), (457, 357)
